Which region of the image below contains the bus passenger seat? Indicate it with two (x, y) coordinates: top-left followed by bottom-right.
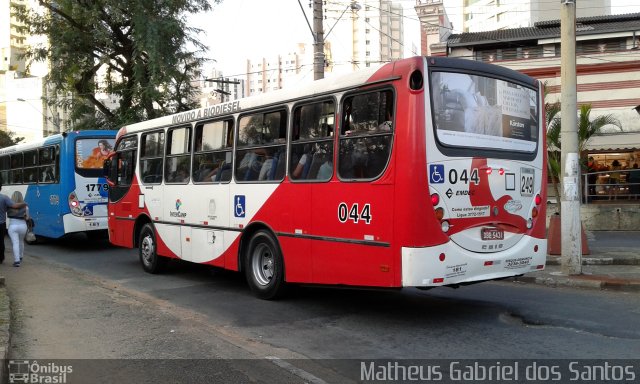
(306, 153), (324, 180)
(268, 150), (286, 180)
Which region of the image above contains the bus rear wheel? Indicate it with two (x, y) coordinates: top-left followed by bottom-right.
(139, 223), (166, 274)
(244, 230), (286, 300)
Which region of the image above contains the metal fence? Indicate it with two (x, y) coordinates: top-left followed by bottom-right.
(581, 170), (640, 203)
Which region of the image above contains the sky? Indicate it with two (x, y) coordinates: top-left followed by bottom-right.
(192, 0), (421, 77)
(191, 0), (640, 78)
(192, 0), (319, 77)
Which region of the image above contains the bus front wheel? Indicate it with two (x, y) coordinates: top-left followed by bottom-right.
(139, 223), (166, 274)
(244, 230), (286, 300)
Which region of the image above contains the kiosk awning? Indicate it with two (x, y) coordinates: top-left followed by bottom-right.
(585, 132), (640, 151)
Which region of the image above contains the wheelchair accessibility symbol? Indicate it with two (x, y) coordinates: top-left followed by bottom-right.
(430, 164), (445, 184)
(234, 195), (246, 218)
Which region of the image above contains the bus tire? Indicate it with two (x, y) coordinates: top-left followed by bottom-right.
(244, 230), (286, 300)
(139, 223), (166, 274)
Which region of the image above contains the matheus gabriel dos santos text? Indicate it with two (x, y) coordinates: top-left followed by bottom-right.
(360, 361), (637, 382)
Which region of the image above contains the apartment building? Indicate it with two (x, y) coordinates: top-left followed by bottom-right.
(462, 0), (610, 33)
(244, 0), (405, 96)
(1, 0), (63, 142)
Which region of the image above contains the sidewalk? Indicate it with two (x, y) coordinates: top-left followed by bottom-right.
(510, 230), (640, 292)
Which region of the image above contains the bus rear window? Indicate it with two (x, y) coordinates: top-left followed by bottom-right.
(431, 71), (538, 154)
(76, 138), (115, 170)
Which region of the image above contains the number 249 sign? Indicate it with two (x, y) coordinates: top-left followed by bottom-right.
(338, 203), (372, 224)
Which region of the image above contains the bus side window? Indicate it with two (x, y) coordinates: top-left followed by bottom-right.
(289, 100), (335, 181)
(165, 127), (191, 184)
(10, 153), (23, 185)
(38, 146), (57, 183)
(193, 119), (233, 183)
(140, 131), (165, 184)
(235, 110), (286, 182)
(338, 90), (394, 180)
(0, 156), (9, 185)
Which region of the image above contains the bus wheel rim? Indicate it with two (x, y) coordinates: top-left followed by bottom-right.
(141, 235), (155, 265)
(251, 243), (274, 286)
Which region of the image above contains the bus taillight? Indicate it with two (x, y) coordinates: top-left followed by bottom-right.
(535, 194), (542, 205)
(69, 192), (83, 216)
(435, 207), (444, 221)
(431, 193), (440, 206)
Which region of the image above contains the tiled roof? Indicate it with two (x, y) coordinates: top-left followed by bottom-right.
(448, 12), (640, 47)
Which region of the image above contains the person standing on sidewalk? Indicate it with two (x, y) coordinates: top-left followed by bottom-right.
(0, 183), (27, 264)
(7, 191), (30, 267)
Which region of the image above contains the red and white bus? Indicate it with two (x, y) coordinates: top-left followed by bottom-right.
(105, 56), (546, 299)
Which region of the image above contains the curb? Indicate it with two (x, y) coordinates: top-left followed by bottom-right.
(545, 256), (640, 266)
(0, 277), (10, 383)
(511, 274), (640, 293)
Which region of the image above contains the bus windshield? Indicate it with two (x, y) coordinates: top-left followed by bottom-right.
(431, 71), (539, 154)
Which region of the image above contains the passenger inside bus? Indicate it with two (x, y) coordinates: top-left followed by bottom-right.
(195, 162), (215, 182)
(199, 160), (231, 182)
(291, 144), (313, 179)
(41, 166), (55, 183)
(169, 166), (189, 183)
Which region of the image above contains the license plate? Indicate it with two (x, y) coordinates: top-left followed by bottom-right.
(481, 227), (504, 240)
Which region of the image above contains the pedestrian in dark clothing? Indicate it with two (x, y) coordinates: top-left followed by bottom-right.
(0, 183), (28, 264)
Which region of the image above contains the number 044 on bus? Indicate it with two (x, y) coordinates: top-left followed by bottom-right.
(104, 56), (547, 299)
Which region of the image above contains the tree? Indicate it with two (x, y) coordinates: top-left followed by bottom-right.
(546, 102), (622, 212)
(13, 0), (218, 130)
(0, 130), (25, 148)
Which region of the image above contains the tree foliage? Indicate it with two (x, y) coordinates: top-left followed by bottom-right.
(546, 101), (622, 211)
(14, 0), (218, 130)
(0, 130), (25, 149)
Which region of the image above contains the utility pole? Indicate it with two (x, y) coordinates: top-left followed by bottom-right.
(313, 0), (325, 80)
(560, 0), (582, 275)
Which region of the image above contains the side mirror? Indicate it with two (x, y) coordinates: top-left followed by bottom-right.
(103, 158), (111, 178)
(103, 152), (117, 187)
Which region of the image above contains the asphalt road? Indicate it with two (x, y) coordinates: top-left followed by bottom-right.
(3, 233), (639, 383)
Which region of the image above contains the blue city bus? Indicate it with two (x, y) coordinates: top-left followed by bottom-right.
(0, 130), (117, 242)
